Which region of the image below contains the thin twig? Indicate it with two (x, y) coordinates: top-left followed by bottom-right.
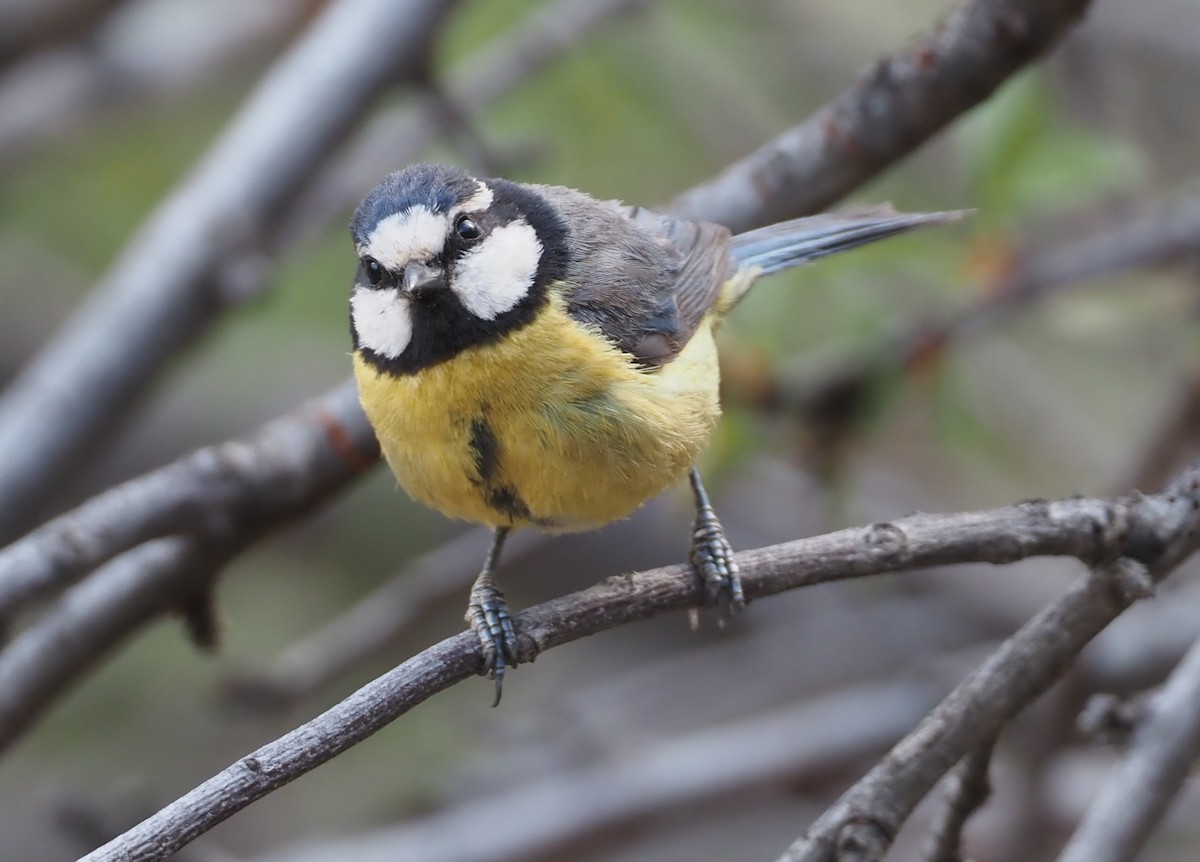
(1057, 631), (1200, 862)
(670, 0), (1096, 232)
(0, 380), (378, 620)
(80, 461), (1200, 862)
(921, 737), (998, 862)
(0, 0), (458, 541)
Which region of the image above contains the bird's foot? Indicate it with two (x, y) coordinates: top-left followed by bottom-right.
(467, 571), (518, 707)
(687, 503), (744, 629)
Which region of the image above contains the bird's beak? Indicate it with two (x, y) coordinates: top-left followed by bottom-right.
(401, 261), (445, 297)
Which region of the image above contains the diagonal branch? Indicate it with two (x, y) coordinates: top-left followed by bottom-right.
(670, 0), (1096, 232)
(0, 380), (378, 620)
(239, 0), (660, 278)
(224, 528), (546, 711)
(0, 537), (209, 749)
(921, 737), (998, 862)
(0, 0), (458, 541)
(1057, 628), (1200, 862)
(244, 680), (944, 862)
(0, 385), (378, 753)
(733, 193), (1200, 435)
(775, 467), (1200, 862)
(79, 461), (1200, 862)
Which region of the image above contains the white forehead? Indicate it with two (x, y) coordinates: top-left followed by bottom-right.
(357, 181), (494, 271)
(359, 207), (447, 271)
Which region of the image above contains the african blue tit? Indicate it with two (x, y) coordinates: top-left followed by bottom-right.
(349, 163), (956, 703)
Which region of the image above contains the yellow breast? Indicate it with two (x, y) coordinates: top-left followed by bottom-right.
(353, 294), (721, 532)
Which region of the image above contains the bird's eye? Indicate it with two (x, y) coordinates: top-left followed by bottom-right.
(363, 256), (384, 286)
(455, 216), (481, 242)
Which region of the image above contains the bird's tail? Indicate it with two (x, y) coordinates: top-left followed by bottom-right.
(721, 206), (968, 311)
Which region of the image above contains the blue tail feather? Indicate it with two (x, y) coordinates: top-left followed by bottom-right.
(730, 207), (966, 276)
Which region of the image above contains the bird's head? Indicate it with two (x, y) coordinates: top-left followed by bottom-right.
(349, 163), (567, 375)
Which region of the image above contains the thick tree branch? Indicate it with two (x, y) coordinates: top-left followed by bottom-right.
(1057, 630), (1200, 862)
(255, 0), (658, 267)
(0, 385), (378, 753)
(670, 0), (1095, 232)
(80, 462), (1200, 862)
(0, 381), (377, 620)
(0, 537), (208, 750)
(0, 2), (323, 173)
(0, 0), (457, 541)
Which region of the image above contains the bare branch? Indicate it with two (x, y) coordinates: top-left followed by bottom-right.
(0, 381), (377, 620)
(670, 0), (1096, 232)
(920, 737), (997, 862)
(0, 386), (378, 753)
(0, 2), (322, 172)
(269, 0), (655, 255)
(731, 194), (1200, 436)
(244, 681), (942, 862)
(80, 462), (1200, 862)
(775, 474), (1200, 862)
(224, 528), (545, 711)
(0, 0), (458, 541)
(1057, 632), (1200, 862)
(0, 537), (206, 749)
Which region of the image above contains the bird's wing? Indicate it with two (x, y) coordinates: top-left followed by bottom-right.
(619, 205), (734, 348)
(536, 185), (733, 369)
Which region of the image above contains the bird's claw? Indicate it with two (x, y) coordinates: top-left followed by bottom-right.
(688, 504), (744, 627)
(467, 573), (518, 707)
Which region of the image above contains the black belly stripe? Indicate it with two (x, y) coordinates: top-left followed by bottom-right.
(467, 416), (523, 520)
(484, 484), (532, 522)
(468, 417), (500, 484)
(467, 415), (553, 526)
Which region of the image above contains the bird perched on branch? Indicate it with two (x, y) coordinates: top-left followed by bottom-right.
(349, 163), (958, 704)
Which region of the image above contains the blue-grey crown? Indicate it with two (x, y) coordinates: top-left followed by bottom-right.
(350, 163), (480, 243)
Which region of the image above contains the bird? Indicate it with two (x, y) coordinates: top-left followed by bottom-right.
(349, 162), (958, 704)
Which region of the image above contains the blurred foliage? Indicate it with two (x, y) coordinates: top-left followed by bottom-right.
(962, 70), (1147, 226)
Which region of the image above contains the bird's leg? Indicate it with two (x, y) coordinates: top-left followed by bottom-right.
(467, 526), (518, 706)
(687, 465), (744, 627)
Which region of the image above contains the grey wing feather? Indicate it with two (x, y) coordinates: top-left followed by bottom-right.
(534, 184), (732, 369)
(619, 205), (733, 341)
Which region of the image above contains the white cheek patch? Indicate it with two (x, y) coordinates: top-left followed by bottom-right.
(451, 220), (543, 320)
(351, 286), (412, 359)
(360, 207), (447, 270)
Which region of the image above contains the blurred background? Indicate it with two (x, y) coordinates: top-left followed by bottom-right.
(1, 0), (1199, 859)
